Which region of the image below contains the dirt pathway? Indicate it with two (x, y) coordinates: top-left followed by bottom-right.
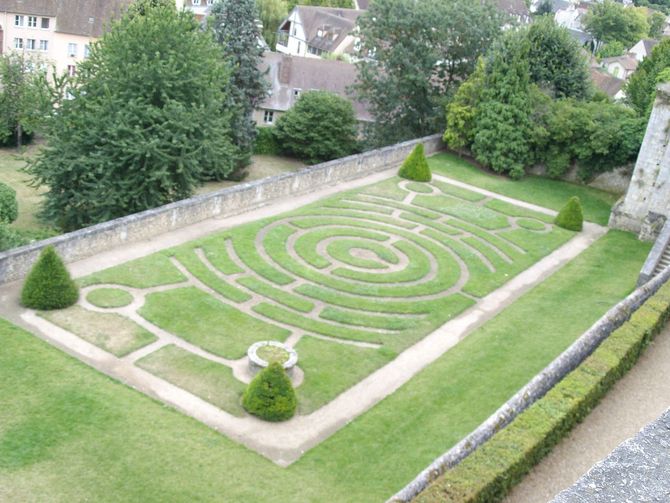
(505, 325), (670, 503)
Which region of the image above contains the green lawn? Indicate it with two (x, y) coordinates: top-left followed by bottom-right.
(429, 153), (619, 225)
(74, 175), (575, 414)
(0, 231), (649, 502)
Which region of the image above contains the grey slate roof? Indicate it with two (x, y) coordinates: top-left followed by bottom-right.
(260, 52), (371, 122)
(496, 0), (530, 17)
(291, 6), (363, 54)
(552, 408), (670, 503)
(602, 54), (639, 72)
(590, 68), (625, 98)
(0, 0), (130, 37)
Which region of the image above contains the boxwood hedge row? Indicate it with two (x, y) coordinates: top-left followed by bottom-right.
(415, 281), (670, 503)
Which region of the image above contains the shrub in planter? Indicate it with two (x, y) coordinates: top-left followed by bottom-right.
(398, 144), (431, 182)
(554, 196), (583, 231)
(242, 361), (297, 421)
(21, 246), (79, 310)
(0, 182), (18, 224)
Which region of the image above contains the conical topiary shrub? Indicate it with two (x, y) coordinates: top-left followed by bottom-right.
(398, 144), (432, 182)
(242, 362), (297, 422)
(554, 196), (584, 231)
(21, 246), (79, 310)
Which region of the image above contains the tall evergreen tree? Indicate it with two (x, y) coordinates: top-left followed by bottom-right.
(27, 0), (235, 231)
(210, 0), (269, 171)
(472, 30), (533, 179)
(626, 38), (670, 116)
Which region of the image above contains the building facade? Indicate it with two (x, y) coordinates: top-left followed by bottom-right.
(0, 0), (129, 75)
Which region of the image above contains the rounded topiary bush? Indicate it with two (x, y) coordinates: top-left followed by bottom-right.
(0, 182), (18, 224)
(242, 361), (297, 422)
(398, 144), (431, 182)
(21, 246), (79, 310)
(554, 196), (584, 231)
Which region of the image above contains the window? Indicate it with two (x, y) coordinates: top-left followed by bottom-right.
(308, 46), (323, 56)
(41, 17), (50, 29)
(263, 110), (274, 124)
(192, 0), (201, 5)
(27, 16), (37, 28)
(14, 38), (23, 49)
(207, 0), (214, 4)
(26, 39), (35, 50)
(297, 41), (301, 53)
(39, 39), (48, 51)
(84, 45), (91, 58)
(293, 89), (301, 98)
(14, 15), (24, 27)
(67, 65), (76, 77)
(68, 43), (77, 57)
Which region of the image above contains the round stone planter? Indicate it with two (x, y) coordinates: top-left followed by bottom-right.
(248, 341), (298, 377)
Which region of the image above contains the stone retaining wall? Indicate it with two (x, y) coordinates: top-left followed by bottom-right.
(388, 265), (670, 502)
(0, 135), (443, 284)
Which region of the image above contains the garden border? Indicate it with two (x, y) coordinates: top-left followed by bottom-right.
(0, 135), (443, 284)
(389, 264), (670, 502)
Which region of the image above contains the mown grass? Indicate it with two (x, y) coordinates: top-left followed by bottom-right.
(429, 153), (618, 225)
(85, 287), (133, 308)
(0, 231), (649, 502)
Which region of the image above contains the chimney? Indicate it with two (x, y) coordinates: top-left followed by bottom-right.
(279, 55), (292, 85)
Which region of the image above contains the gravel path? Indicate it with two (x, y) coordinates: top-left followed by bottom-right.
(505, 324), (670, 503)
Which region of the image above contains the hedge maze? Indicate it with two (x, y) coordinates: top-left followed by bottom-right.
(39, 176), (574, 417)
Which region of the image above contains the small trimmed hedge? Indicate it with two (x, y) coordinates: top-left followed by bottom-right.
(253, 126), (281, 156)
(415, 282), (670, 503)
(554, 196), (583, 231)
(0, 181), (18, 224)
(21, 246), (79, 310)
(242, 361), (297, 422)
(399, 144), (432, 182)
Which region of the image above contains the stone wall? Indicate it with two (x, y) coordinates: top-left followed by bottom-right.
(610, 83), (670, 240)
(388, 265), (670, 502)
(552, 408), (670, 502)
(0, 134), (443, 284)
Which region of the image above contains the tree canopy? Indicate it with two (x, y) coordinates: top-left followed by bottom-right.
(583, 0), (650, 48)
(27, 0), (235, 231)
(210, 0), (269, 172)
(354, 0), (505, 147)
(274, 91), (359, 164)
(626, 38), (670, 116)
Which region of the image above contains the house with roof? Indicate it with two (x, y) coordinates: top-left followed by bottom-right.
(255, 52), (371, 127)
(276, 6), (363, 60)
(629, 39), (659, 62)
(601, 53), (639, 80)
(497, 0), (531, 24)
(175, 0), (214, 22)
(0, 0), (129, 76)
(590, 67), (626, 100)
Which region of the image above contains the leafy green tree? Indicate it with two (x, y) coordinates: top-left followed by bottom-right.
(210, 0), (268, 173)
(287, 0), (352, 8)
(597, 41), (626, 58)
(583, 1), (649, 48)
(648, 11), (666, 38)
(27, 1), (235, 231)
(0, 54), (57, 147)
(626, 38), (670, 115)
(354, 0), (505, 146)
(21, 246), (79, 310)
(443, 58), (486, 151)
(634, 0), (670, 15)
(473, 30), (533, 179)
(535, 0), (553, 16)
(527, 17), (592, 99)
(258, 0), (288, 49)
(274, 91), (359, 164)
